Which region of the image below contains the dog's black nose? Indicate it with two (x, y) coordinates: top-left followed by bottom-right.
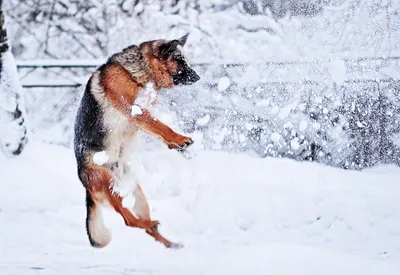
(190, 72), (201, 83)
(187, 68), (200, 84)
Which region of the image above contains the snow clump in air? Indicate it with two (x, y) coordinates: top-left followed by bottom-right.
(217, 77), (230, 92)
(131, 105), (143, 116)
(93, 151), (109, 165)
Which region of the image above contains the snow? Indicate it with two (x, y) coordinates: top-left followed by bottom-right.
(93, 151), (109, 165)
(134, 83), (157, 110)
(255, 99), (270, 107)
(131, 105), (143, 116)
(299, 120), (308, 131)
(8, 1), (400, 63)
(1, 141), (400, 274)
(0, 52), (24, 110)
(245, 122), (254, 130)
(15, 59), (104, 68)
(0, 51), (28, 156)
(211, 127), (227, 150)
(270, 132), (282, 143)
(278, 106), (292, 119)
(196, 114), (210, 126)
(290, 138), (300, 151)
(237, 65), (261, 86)
(391, 133), (400, 148)
(4, 1), (400, 271)
(217, 77), (230, 92)
(270, 106), (280, 115)
(328, 59), (346, 85)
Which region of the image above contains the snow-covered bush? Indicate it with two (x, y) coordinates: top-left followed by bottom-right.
(163, 60), (400, 169)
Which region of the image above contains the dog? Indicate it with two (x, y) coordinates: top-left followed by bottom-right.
(73, 33), (200, 249)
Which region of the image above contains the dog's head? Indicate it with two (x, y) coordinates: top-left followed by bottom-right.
(140, 34), (200, 88)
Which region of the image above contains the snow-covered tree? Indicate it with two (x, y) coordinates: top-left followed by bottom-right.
(0, 0), (28, 156)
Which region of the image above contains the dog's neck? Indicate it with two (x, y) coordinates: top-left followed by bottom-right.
(111, 43), (175, 91)
(110, 45), (150, 86)
(139, 43), (175, 91)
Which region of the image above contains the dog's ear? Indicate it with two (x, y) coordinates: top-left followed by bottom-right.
(177, 33), (189, 46)
(158, 40), (179, 57)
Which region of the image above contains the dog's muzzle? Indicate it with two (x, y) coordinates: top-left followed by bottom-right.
(173, 67), (201, 86)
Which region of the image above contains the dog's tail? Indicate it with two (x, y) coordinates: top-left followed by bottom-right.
(85, 191), (112, 248)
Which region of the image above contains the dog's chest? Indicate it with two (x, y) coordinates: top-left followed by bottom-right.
(102, 108), (136, 162)
(100, 82), (157, 163)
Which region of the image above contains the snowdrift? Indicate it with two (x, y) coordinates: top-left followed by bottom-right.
(1, 141), (400, 274)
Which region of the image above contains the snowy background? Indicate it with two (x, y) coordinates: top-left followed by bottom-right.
(6, 0), (400, 169)
(1, 0), (400, 274)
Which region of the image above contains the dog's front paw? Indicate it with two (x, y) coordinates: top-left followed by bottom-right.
(167, 134), (193, 151)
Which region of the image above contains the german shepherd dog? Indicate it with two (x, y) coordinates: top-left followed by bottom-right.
(74, 34), (200, 249)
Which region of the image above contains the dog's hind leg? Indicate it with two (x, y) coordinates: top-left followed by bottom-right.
(132, 185), (150, 219)
(104, 186), (159, 231)
(84, 166), (158, 235)
(133, 185), (183, 249)
(81, 167), (114, 248)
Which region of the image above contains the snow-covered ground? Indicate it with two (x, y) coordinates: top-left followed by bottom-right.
(1, 140), (400, 274)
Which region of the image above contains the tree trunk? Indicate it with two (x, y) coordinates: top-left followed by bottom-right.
(0, 0), (28, 156)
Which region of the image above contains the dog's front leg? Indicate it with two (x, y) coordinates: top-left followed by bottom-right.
(130, 109), (193, 151)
